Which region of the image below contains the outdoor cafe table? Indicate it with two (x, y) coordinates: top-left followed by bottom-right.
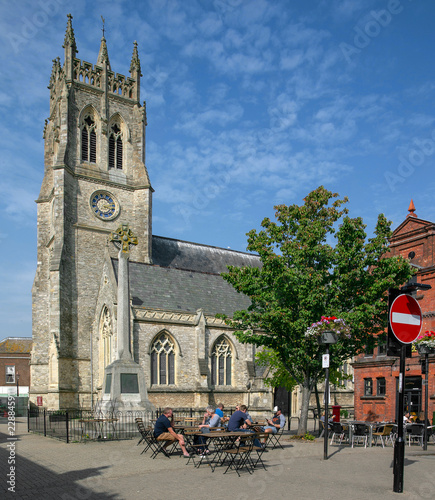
(183, 430), (254, 471)
(347, 421), (392, 448)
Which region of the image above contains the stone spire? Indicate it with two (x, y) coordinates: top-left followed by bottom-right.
(63, 14), (78, 82)
(97, 36), (111, 70)
(63, 13), (78, 56)
(49, 57), (61, 89)
(407, 199), (417, 218)
(130, 41), (141, 73)
(129, 41), (141, 102)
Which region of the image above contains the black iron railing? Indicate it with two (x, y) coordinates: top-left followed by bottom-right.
(27, 407), (233, 443)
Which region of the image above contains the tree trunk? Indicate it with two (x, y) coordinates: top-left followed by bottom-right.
(297, 377), (313, 435)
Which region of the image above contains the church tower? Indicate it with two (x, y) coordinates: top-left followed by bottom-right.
(31, 15), (152, 409)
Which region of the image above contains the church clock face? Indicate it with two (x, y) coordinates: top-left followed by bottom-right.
(90, 190), (120, 220)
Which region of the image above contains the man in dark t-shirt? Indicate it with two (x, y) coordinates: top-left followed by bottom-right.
(227, 405), (253, 432)
(153, 407), (189, 457)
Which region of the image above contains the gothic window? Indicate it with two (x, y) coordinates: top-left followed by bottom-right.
(100, 307), (113, 370)
(109, 123), (123, 170)
(81, 114), (96, 163)
(211, 336), (232, 386)
(151, 332), (175, 385)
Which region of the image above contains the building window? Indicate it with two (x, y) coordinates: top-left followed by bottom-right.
(211, 336), (232, 386)
(151, 332), (175, 385)
(81, 114), (96, 163)
(364, 345), (374, 357)
(5, 365), (15, 383)
(378, 343), (387, 356)
(364, 378), (373, 396)
(109, 123), (123, 169)
(377, 377), (386, 396)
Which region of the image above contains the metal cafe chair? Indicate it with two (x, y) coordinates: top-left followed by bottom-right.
(135, 417), (149, 447)
(372, 424), (395, 448)
(408, 424), (424, 447)
(249, 432), (270, 470)
(223, 434), (256, 477)
(351, 423), (369, 448)
(329, 422), (346, 445)
(269, 427), (285, 450)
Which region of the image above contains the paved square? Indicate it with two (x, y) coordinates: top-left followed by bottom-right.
(1, 419), (434, 499)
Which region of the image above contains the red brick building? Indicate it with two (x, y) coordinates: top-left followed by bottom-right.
(353, 202), (435, 422)
(0, 337), (32, 397)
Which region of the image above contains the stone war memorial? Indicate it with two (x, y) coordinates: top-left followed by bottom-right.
(30, 15), (271, 413)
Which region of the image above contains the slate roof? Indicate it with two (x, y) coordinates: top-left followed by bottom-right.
(152, 235), (260, 274)
(112, 236), (261, 316)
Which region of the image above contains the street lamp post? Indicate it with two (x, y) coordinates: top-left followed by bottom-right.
(16, 372), (20, 398)
(319, 330), (337, 460)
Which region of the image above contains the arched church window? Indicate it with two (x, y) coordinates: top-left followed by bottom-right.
(109, 123), (123, 170)
(81, 114), (96, 163)
(211, 336), (232, 386)
(151, 332), (175, 385)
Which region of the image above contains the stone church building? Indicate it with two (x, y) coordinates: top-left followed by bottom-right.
(30, 16), (272, 412)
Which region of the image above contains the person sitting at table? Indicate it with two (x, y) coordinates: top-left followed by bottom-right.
(200, 406), (221, 430)
(228, 404), (254, 432)
(215, 403), (229, 424)
(154, 407), (189, 457)
(228, 405), (262, 447)
(215, 403), (224, 418)
(261, 406), (286, 441)
(231, 403), (251, 430)
(415, 412), (430, 426)
(319, 411), (335, 437)
(195, 406), (222, 455)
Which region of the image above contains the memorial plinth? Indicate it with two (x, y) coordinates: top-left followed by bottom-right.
(101, 224), (154, 413)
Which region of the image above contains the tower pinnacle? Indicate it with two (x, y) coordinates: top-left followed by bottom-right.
(130, 41), (142, 74)
(97, 34), (111, 70)
(407, 199), (417, 218)
(63, 13), (78, 56)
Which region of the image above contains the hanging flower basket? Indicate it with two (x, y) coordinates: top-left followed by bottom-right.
(304, 316), (351, 344)
(318, 330), (337, 345)
(414, 331), (435, 354)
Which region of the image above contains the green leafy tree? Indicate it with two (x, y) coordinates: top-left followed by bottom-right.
(220, 186), (414, 435)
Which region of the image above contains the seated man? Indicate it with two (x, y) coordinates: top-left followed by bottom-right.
(215, 402), (229, 424)
(228, 404), (261, 447)
(262, 406), (286, 440)
(319, 411), (335, 437)
(227, 404), (253, 432)
(154, 407), (189, 457)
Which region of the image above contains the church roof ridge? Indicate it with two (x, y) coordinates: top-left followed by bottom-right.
(152, 234), (258, 258)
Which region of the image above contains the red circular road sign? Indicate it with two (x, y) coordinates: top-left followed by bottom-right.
(389, 294), (422, 344)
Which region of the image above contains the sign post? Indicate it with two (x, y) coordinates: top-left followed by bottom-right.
(390, 293), (423, 493)
(318, 331), (337, 461)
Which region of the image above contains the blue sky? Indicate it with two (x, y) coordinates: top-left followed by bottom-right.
(1, 0), (434, 341)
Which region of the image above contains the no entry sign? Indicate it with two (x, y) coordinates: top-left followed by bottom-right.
(389, 294), (422, 344)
